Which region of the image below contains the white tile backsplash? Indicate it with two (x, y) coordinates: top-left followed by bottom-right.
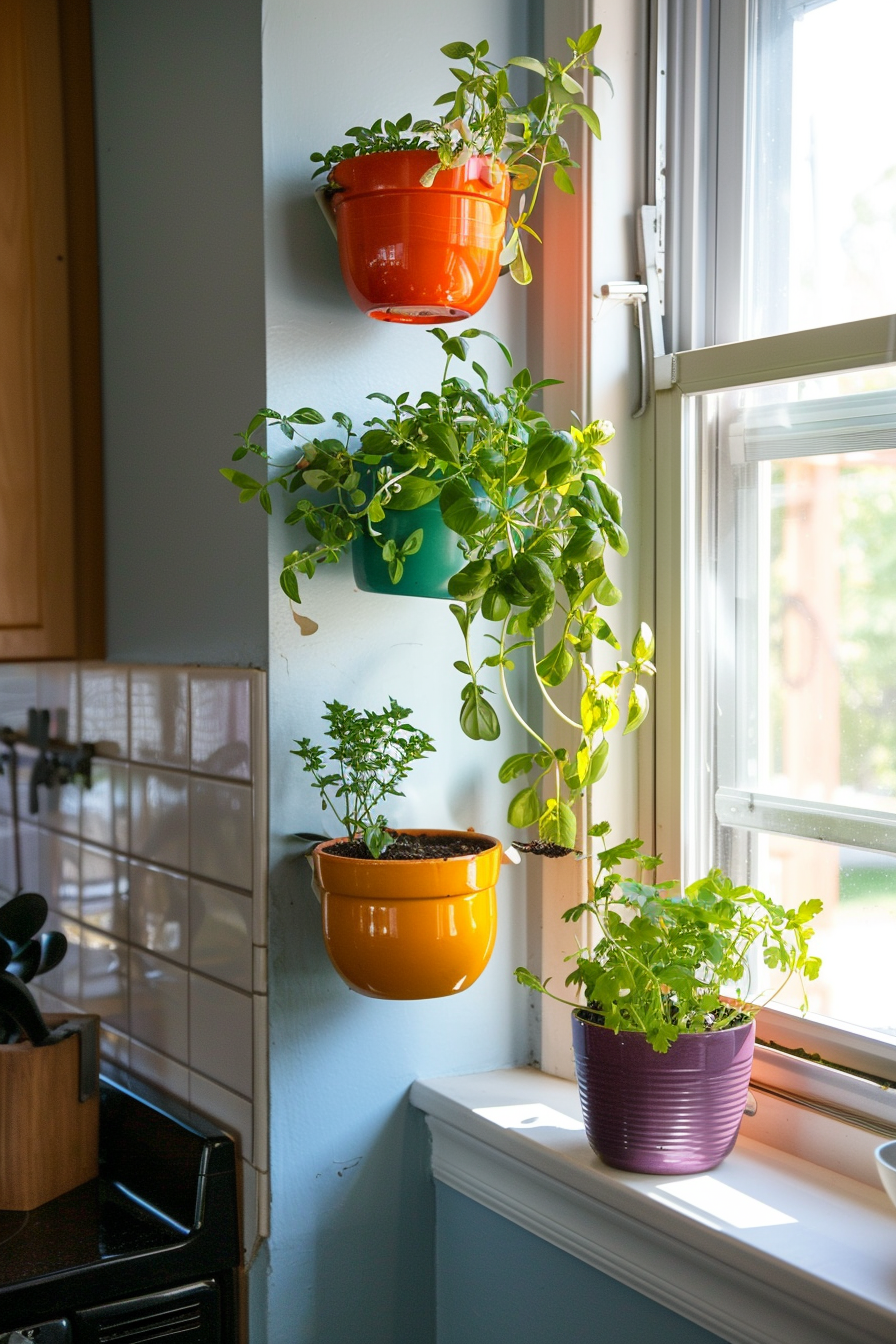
(130, 948), (189, 1062)
(190, 878), (252, 990)
(130, 668), (189, 768)
(81, 929), (129, 1034)
(130, 861), (189, 963)
(37, 664), (79, 742)
(41, 833), (81, 918)
(190, 672), (252, 779)
(81, 760), (129, 851)
(190, 1071), (253, 1159)
(81, 666), (129, 758)
(190, 972), (253, 1098)
(130, 1038), (190, 1097)
(80, 845), (129, 939)
(130, 766), (189, 870)
(189, 778), (253, 890)
(0, 661), (267, 1242)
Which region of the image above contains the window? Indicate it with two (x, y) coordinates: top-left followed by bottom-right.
(657, 0), (896, 1094)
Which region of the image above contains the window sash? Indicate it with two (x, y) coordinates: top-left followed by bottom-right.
(655, 313), (896, 1083)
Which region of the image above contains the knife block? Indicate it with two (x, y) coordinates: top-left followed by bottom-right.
(0, 1013), (100, 1210)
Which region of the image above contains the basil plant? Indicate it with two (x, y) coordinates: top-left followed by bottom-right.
(223, 330), (653, 849)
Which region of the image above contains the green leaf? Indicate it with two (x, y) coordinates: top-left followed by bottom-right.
(632, 621), (655, 662)
(385, 475), (441, 510)
(536, 640), (574, 687)
(481, 586), (511, 622)
(441, 40), (474, 58)
(422, 422), (460, 463)
(570, 102), (602, 139)
(514, 966), (547, 993)
(280, 568), (300, 602)
(401, 528), (424, 557)
(584, 739), (609, 785)
(553, 165), (575, 194)
(290, 407), (326, 424)
(440, 479), (495, 535)
(623, 684), (649, 736)
(221, 469), (261, 491)
(460, 686), (501, 741)
(507, 55), (547, 76)
(367, 497), (385, 523)
(510, 240), (533, 285)
(448, 560), (493, 602)
(499, 753), (535, 784)
(388, 557), (404, 584)
(576, 23), (602, 54)
(539, 799), (577, 848)
(507, 785), (541, 829)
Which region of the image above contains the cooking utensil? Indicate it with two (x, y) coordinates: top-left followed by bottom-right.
(0, 972), (50, 1045)
(8, 941), (40, 983)
(36, 931), (67, 978)
(0, 892), (48, 950)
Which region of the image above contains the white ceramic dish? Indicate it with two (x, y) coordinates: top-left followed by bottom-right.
(874, 1140), (896, 1210)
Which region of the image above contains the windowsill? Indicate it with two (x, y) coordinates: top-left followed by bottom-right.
(411, 1068), (896, 1344)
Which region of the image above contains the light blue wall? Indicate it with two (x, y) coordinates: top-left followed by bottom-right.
(436, 1185), (727, 1344)
(92, 0), (268, 666)
(260, 2), (533, 1341)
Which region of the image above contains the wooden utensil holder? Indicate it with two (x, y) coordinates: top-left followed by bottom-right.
(0, 1013), (100, 1210)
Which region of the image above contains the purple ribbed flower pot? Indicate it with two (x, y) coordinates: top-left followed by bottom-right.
(572, 1010), (756, 1175)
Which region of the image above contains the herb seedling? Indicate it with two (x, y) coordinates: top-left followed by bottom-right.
(312, 28), (612, 284)
(292, 700), (435, 858)
(515, 826), (823, 1052)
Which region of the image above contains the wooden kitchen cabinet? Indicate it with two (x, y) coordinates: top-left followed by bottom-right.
(0, 0), (104, 660)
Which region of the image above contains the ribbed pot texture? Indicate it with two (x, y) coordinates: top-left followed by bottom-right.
(572, 1010), (756, 1175)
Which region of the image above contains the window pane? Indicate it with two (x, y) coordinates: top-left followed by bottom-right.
(745, 0), (896, 338)
(685, 363), (896, 1044)
(752, 831), (896, 1037)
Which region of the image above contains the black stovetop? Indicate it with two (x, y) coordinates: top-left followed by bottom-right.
(0, 1068), (240, 1329)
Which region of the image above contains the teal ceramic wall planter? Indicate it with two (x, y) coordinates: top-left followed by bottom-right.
(351, 496), (462, 599)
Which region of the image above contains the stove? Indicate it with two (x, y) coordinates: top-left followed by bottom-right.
(0, 1070), (240, 1343)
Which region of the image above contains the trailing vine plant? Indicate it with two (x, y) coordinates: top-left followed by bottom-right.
(312, 27), (612, 284)
(224, 330), (653, 849)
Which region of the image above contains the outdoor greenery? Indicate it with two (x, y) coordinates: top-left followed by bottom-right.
(516, 827), (823, 1052)
(225, 329), (653, 850)
(292, 700), (435, 858)
(311, 27), (612, 284)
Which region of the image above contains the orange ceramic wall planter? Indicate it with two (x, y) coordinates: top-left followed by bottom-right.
(326, 150), (511, 323)
(313, 829), (502, 999)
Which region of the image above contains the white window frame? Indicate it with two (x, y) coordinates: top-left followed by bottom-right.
(659, 0), (896, 1119)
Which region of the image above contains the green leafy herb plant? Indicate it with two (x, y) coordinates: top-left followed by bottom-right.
(515, 827), (823, 1052)
(312, 27), (612, 284)
(292, 699), (435, 858)
(226, 328), (652, 852)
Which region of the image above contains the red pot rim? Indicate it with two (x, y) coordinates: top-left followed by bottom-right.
(329, 149), (510, 201)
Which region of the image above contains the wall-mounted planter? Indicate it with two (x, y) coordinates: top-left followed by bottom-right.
(322, 150), (511, 324)
(313, 829), (502, 999)
(351, 495), (462, 599)
(572, 1010), (756, 1175)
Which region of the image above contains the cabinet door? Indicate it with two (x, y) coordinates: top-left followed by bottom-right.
(0, 0), (98, 659)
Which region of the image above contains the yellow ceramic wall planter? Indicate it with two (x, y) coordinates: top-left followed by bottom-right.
(312, 829), (502, 1000)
